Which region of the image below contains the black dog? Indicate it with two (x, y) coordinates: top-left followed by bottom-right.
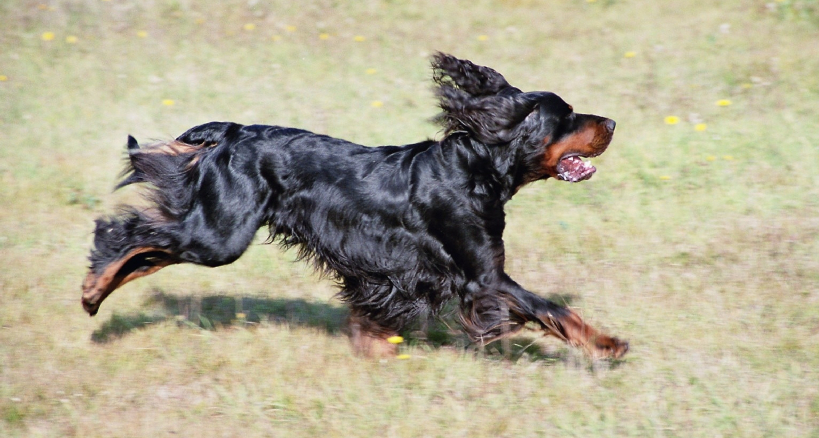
(82, 53), (628, 359)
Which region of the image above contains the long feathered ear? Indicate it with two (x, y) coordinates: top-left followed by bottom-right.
(431, 52), (520, 97)
(432, 53), (536, 144)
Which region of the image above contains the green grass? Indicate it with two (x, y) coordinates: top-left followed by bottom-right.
(2, 0), (819, 436)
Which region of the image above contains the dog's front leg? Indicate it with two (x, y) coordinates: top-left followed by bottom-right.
(460, 275), (628, 359)
(496, 275), (628, 359)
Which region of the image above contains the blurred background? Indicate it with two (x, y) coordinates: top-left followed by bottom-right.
(1, 0), (818, 436)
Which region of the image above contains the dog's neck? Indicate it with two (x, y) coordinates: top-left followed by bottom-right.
(439, 133), (529, 204)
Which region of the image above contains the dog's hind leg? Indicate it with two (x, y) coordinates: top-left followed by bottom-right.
(346, 310), (400, 358)
(82, 201), (266, 316)
(81, 212), (182, 316)
(82, 133), (269, 316)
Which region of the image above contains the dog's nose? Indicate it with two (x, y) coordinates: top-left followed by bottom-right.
(605, 119), (616, 132)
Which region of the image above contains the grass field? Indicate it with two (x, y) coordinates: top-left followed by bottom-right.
(2, 0), (819, 436)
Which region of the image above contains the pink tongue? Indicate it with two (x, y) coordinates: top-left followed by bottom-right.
(558, 157), (595, 181)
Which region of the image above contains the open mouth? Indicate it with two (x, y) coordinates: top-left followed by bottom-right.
(556, 155), (596, 182)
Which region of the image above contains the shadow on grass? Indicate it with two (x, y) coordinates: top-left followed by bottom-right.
(90, 290), (607, 366)
(91, 312), (168, 343)
(91, 289), (347, 343)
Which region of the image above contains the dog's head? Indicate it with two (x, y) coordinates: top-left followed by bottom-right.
(432, 53), (615, 184)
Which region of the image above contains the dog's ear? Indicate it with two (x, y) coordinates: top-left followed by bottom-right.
(431, 52), (520, 97)
(434, 90), (540, 144)
(432, 54), (539, 144)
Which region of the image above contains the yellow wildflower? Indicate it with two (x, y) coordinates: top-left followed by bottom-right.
(386, 336), (404, 344)
(723, 155), (734, 160)
(660, 175), (671, 180)
(624, 51), (636, 58)
(319, 33), (330, 40)
(65, 35), (78, 44)
(353, 35), (366, 42)
(243, 23), (256, 31)
(664, 116), (679, 125)
(694, 123), (707, 132)
(41, 32), (55, 41)
(477, 35), (489, 41)
(285, 25), (296, 32)
(271, 35), (282, 41)
(716, 99), (732, 106)
(396, 354), (411, 360)
(371, 100), (383, 108)
(741, 83), (752, 89)
(365, 68), (377, 75)
(0, 75), (7, 81)
(162, 99), (175, 106)
(706, 155), (717, 161)
(136, 30), (148, 38)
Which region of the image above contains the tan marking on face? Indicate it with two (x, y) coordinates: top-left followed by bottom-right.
(541, 120), (613, 179)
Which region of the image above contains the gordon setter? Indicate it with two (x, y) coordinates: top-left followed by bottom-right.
(82, 53), (628, 359)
